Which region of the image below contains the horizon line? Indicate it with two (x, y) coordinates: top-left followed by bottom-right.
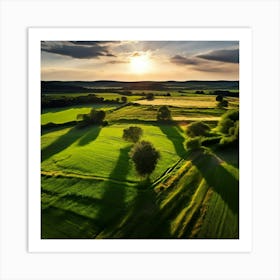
(41, 79), (239, 83)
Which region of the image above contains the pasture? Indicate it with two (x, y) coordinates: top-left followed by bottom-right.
(41, 89), (239, 239)
(42, 104), (119, 125)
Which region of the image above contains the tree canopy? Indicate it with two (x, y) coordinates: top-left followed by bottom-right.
(157, 105), (172, 121)
(122, 126), (143, 143)
(186, 121), (210, 138)
(130, 141), (160, 177)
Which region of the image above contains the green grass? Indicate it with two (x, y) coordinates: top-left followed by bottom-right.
(41, 123), (184, 182)
(41, 92), (239, 239)
(41, 104), (118, 125)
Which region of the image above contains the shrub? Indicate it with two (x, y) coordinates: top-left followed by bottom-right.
(185, 137), (201, 150)
(217, 110), (239, 134)
(123, 126), (143, 143)
(146, 93), (154, 100)
(219, 121), (239, 148)
(216, 94), (223, 102)
(77, 109), (107, 127)
(157, 105), (172, 121)
(121, 96), (128, 103)
(89, 109), (106, 124)
(186, 121), (210, 138)
(130, 141), (160, 178)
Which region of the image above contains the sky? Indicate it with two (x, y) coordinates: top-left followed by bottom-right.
(41, 41), (239, 81)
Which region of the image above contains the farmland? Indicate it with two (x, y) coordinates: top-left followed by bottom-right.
(41, 82), (239, 239)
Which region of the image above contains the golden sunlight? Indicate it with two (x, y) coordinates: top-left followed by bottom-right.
(129, 54), (151, 74)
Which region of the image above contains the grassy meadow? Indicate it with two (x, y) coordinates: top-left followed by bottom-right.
(41, 87), (239, 239)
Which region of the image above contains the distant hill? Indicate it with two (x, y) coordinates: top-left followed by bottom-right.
(41, 80), (239, 93)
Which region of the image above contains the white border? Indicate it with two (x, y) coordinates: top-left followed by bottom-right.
(28, 27), (252, 253)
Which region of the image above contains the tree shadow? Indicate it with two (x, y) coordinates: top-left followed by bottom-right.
(213, 147), (239, 168)
(106, 177), (171, 239)
(41, 126), (68, 136)
(41, 127), (84, 162)
(95, 146), (131, 233)
(159, 124), (186, 158)
(78, 126), (102, 146)
(192, 151), (239, 214)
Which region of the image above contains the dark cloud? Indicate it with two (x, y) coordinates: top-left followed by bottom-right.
(197, 49), (239, 63)
(194, 63), (237, 73)
(41, 41), (115, 59)
(170, 55), (199, 65)
(70, 41), (121, 46)
(107, 60), (129, 64)
(170, 53), (238, 74)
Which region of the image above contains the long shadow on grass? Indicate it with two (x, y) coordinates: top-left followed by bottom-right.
(41, 127), (84, 162)
(159, 124), (186, 158)
(78, 126), (101, 146)
(95, 146), (131, 236)
(192, 150), (239, 214)
(116, 177), (174, 238)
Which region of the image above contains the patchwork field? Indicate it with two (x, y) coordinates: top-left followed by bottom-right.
(135, 95), (239, 109)
(41, 88), (239, 239)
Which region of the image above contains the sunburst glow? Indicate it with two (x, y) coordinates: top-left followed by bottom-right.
(129, 54), (151, 74)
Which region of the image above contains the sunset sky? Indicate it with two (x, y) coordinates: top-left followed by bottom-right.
(41, 41), (239, 81)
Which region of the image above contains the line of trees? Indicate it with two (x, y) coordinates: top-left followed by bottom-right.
(42, 94), (128, 109)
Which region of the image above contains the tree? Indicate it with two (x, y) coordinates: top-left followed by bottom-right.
(121, 96), (128, 103)
(186, 121), (210, 138)
(122, 126), (143, 143)
(216, 94), (223, 102)
(77, 109), (106, 127)
(217, 99), (228, 108)
(89, 109), (106, 124)
(130, 141), (160, 178)
(146, 93), (154, 100)
(157, 105), (171, 121)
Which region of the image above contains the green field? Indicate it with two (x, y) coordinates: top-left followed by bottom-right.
(42, 104), (119, 125)
(41, 90), (239, 239)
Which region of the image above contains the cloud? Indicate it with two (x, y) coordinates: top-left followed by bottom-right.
(70, 41), (121, 46)
(170, 55), (199, 65)
(169, 53), (238, 74)
(193, 63), (238, 73)
(197, 49), (239, 63)
(41, 41), (115, 59)
(107, 60), (129, 64)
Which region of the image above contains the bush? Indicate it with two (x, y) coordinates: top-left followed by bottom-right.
(217, 110), (239, 134)
(130, 141), (160, 178)
(185, 137), (201, 150)
(123, 126), (143, 143)
(186, 121), (210, 138)
(157, 105), (172, 121)
(102, 120), (109, 126)
(146, 93), (154, 100)
(89, 109), (106, 123)
(219, 121), (239, 148)
(121, 96), (128, 103)
(216, 94), (223, 102)
(77, 109), (107, 127)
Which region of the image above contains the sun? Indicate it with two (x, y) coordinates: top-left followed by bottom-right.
(129, 54), (151, 74)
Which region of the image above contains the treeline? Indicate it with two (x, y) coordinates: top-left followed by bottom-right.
(42, 94), (122, 108)
(195, 90), (239, 97)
